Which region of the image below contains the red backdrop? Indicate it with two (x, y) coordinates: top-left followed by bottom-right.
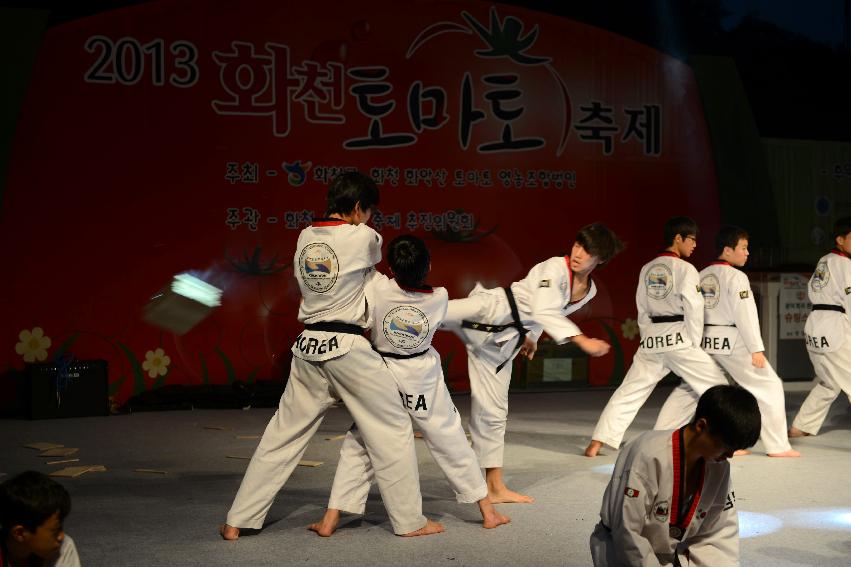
(1, 0), (720, 405)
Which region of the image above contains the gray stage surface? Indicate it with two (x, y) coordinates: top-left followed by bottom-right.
(1, 384), (849, 566)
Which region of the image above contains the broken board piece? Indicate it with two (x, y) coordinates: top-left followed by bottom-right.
(24, 442), (64, 451)
(298, 460), (323, 467)
(135, 469), (168, 475)
(47, 459), (80, 466)
(40, 447), (79, 457)
(49, 465), (106, 478)
(325, 434), (347, 441)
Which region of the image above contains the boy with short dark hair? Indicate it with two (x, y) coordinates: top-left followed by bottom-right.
(0, 471), (81, 567)
(590, 385), (761, 566)
(789, 216), (851, 437)
(221, 172), (441, 539)
(444, 222), (624, 502)
(586, 216), (729, 458)
(308, 235), (509, 536)
(654, 225), (799, 457)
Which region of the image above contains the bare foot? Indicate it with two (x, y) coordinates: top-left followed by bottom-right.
(788, 427), (811, 438)
(733, 449), (751, 457)
(488, 487), (534, 504)
(308, 509), (340, 537)
(585, 440), (604, 458)
(479, 498), (511, 529)
(219, 524), (239, 540)
(401, 519), (444, 537)
(768, 449), (801, 458)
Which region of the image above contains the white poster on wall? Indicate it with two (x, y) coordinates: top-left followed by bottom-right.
(779, 273), (812, 339)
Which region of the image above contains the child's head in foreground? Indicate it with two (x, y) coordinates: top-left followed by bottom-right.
(0, 471), (71, 559)
(688, 385), (761, 461)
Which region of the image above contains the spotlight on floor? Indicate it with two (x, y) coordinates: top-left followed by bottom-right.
(738, 511), (782, 538)
(591, 464), (615, 475)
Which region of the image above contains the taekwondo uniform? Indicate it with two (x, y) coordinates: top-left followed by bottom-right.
(653, 261), (793, 453)
(225, 219), (426, 535)
(326, 273), (488, 515)
(442, 256), (596, 469)
(590, 429), (739, 567)
(591, 253), (727, 450)
(792, 248), (851, 435)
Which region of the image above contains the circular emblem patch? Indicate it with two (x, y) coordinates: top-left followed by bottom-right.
(383, 306), (429, 349)
(700, 274), (720, 309)
(298, 243), (339, 293)
(811, 260), (830, 291)
(645, 263), (673, 300)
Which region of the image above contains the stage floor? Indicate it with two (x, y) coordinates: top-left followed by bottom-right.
(2, 384), (849, 566)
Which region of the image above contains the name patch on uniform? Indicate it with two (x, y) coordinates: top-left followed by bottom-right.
(624, 487), (640, 498)
(639, 333), (685, 349)
(539, 279), (551, 288)
(739, 290), (749, 299)
(723, 491), (736, 511)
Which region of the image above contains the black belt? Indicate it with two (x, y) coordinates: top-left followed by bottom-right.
(650, 315), (684, 323)
(375, 348), (430, 359)
(460, 286), (527, 373)
(304, 322), (364, 335)
(812, 304), (845, 313)
(704, 323), (736, 327)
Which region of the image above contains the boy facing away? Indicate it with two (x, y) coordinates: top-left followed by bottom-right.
(309, 235), (509, 536)
(590, 385), (761, 566)
(789, 216), (851, 437)
(585, 217), (728, 458)
(443, 223), (623, 502)
(221, 172), (441, 540)
(0, 471), (81, 567)
(653, 226), (799, 457)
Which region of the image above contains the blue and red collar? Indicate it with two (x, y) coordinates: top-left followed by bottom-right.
(830, 248), (850, 259)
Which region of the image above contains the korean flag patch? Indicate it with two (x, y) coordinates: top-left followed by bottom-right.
(624, 487), (640, 498)
(539, 279), (551, 288)
(739, 290), (749, 299)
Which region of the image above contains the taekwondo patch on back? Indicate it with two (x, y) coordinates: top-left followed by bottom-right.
(645, 264), (674, 300)
(624, 487), (640, 498)
(383, 305), (429, 349)
(739, 290), (749, 299)
(539, 279), (551, 288)
(811, 261), (830, 290)
(654, 501), (669, 521)
(700, 274), (720, 309)
(299, 243), (339, 293)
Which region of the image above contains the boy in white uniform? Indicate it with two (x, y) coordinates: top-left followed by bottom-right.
(789, 216), (851, 437)
(585, 217), (728, 458)
(309, 235), (509, 536)
(444, 223), (624, 502)
(653, 226), (800, 457)
(220, 172), (442, 540)
(590, 385), (761, 567)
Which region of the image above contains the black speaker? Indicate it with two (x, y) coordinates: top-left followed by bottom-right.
(26, 360), (109, 419)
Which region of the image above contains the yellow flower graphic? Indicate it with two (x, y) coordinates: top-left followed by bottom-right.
(621, 318), (639, 340)
(15, 327), (52, 362)
(142, 348), (171, 378)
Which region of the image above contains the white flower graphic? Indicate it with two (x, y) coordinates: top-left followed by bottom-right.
(621, 318), (639, 340)
(142, 348), (171, 378)
(15, 327), (52, 362)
